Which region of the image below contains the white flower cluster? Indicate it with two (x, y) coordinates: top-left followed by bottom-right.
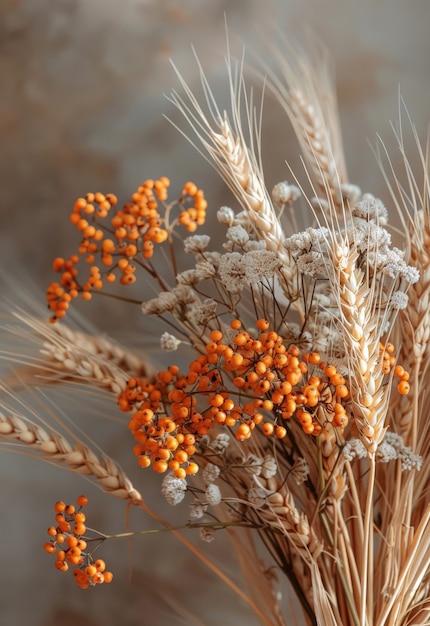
(351, 194), (388, 224)
(183, 234), (211, 253)
(160, 332), (181, 351)
(141, 285), (196, 315)
(205, 483), (222, 506)
(202, 463), (221, 483)
(218, 250), (281, 292)
(343, 433), (423, 470)
(290, 457), (310, 485)
(271, 181), (301, 205)
(161, 473), (187, 505)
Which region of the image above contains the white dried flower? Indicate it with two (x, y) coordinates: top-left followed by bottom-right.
(290, 457), (310, 485)
(205, 483), (222, 506)
(226, 225), (250, 246)
(247, 487), (268, 507)
(210, 433), (230, 454)
(243, 240), (266, 251)
(296, 251), (327, 277)
(353, 193), (388, 223)
(202, 463), (220, 483)
(272, 181), (301, 204)
(342, 438), (368, 462)
(176, 268), (201, 286)
(390, 290), (409, 310)
(218, 252), (247, 292)
(161, 473), (187, 505)
(381, 432), (423, 471)
(261, 455), (277, 479)
(184, 234), (211, 253)
(160, 332), (181, 351)
(172, 284), (197, 304)
(189, 501), (206, 520)
(199, 526), (216, 543)
(340, 183), (362, 205)
(284, 227), (329, 253)
(190, 299), (217, 326)
(141, 291), (178, 315)
(217, 205), (235, 225)
(245, 250), (281, 282)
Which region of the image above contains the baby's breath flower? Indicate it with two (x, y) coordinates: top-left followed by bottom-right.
(290, 458), (310, 485)
(247, 487), (268, 507)
(217, 205), (235, 225)
(352, 193), (388, 223)
(340, 183), (362, 205)
(202, 463), (221, 483)
(210, 433), (230, 454)
(160, 332), (181, 351)
(205, 483), (222, 506)
(189, 501), (206, 520)
(261, 455), (277, 479)
(342, 438), (368, 462)
(218, 252), (247, 292)
(161, 473), (187, 505)
(190, 299), (217, 326)
(199, 527), (216, 543)
(141, 291), (178, 315)
(245, 250), (281, 282)
(296, 251), (327, 277)
(226, 225), (250, 246)
(390, 290), (409, 310)
(284, 227), (329, 253)
(272, 181), (301, 205)
(184, 234), (211, 253)
(381, 433), (423, 471)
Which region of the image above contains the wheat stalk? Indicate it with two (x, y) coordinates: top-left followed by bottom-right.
(0, 408), (143, 503)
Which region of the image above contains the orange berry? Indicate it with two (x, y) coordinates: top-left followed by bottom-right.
(398, 380), (410, 395)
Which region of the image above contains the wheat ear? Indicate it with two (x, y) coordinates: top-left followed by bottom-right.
(1, 311), (153, 395)
(0, 408), (143, 503)
(167, 51), (300, 300)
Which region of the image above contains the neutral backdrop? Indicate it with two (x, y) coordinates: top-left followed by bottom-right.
(1, 1), (430, 624)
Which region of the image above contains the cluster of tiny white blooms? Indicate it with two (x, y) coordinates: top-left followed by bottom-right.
(295, 251), (327, 277)
(161, 473), (187, 505)
(205, 483), (222, 506)
(351, 193), (388, 224)
(190, 299), (217, 326)
(290, 458), (311, 485)
(176, 260), (216, 286)
(183, 234), (211, 254)
(342, 438), (368, 462)
(209, 433), (231, 455)
(217, 205), (235, 226)
(160, 332), (181, 351)
(217, 249), (281, 293)
(199, 527), (216, 543)
(247, 486), (269, 507)
(378, 248), (420, 284)
(218, 252), (248, 292)
(225, 225), (249, 247)
(141, 285), (197, 315)
(189, 501), (206, 520)
(390, 290), (409, 309)
(141, 291), (178, 315)
(284, 227), (330, 253)
(351, 222), (392, 254)
(271, 181), (301, 206)
(261, 455), (277, 479)
(379, 433), (423, 471)
(340, 183), (362, 205)
(202, 463), (220, 483)
(342, 434), (423, 470)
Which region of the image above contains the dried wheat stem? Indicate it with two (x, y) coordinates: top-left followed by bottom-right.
(0, 409), (143, 503)
(2, 313), (152, 395)
(333, 243), (388, 451)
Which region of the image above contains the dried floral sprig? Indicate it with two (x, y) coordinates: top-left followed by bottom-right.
(2, 38), (430, 626)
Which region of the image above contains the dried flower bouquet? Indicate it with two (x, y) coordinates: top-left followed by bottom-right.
(2, 40), (430, 626)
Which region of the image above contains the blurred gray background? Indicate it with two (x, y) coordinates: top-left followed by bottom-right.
(1, 0), (430, 624)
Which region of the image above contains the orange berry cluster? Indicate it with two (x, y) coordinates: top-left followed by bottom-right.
(379, 342), (411, 395)
(46, 178), (207, 322)
(124, 319), (407, 476)
(43, 495), (113, 589)
(122, 321), (413, 475)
